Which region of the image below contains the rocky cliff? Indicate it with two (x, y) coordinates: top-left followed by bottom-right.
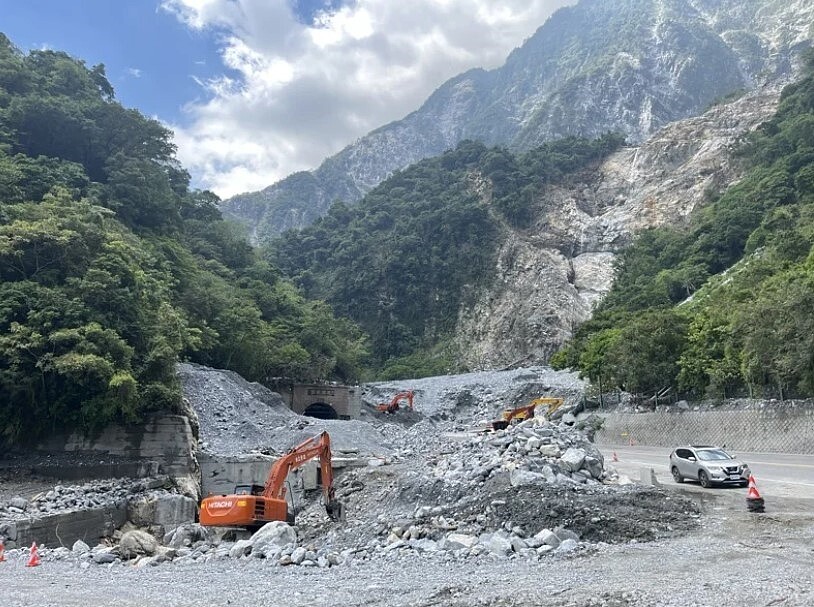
(223, 0), (814, 241)
(453, 82), (784, 369)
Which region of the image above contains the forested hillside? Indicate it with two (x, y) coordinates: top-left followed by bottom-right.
(0, 35), (367, 446)
(271, 135), (624, 379)
(552, 49), (814, 400)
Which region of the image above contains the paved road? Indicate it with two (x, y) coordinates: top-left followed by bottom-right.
(605, 445), (814, 500)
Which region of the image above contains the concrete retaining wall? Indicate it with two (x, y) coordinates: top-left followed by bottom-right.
(1, 503), (127, 549)
(36, 414), (197, 478)
(198, 453), (317, 498)
(595, 404), (814, 454)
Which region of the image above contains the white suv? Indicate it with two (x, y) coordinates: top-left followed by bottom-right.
(669, 445), (750, 488)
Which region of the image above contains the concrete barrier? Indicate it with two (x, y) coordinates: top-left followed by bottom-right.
(2, 503), (128, 549)
(595, 403), (814, 454)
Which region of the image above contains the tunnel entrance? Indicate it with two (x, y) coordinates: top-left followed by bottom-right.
(303, 402), (339, 420)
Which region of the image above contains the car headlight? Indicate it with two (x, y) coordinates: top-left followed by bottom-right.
(707, 466), (722, 471)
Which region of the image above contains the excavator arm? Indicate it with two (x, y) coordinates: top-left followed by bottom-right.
(492, 397), (564, 430)
(200, 431), (343, 528)
(376, 390), (414, 413)
(263, 431), (343, 520)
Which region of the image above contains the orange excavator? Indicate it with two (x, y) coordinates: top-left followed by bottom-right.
(491, 397), (564, 430)
(199, 431), (344, 528)
(376, 390), (414, 414)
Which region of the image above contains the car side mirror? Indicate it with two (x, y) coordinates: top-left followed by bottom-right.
(688, 456), (696, 462)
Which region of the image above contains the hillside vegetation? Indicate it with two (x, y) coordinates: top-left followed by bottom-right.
(0, 35), (367, 446)
(271, 135), (624, 379)
(552, 50), (814, 401)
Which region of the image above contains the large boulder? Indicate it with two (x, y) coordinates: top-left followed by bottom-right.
(128, 493), (197, 532)
(119, 530), (159, 559)
(250, 521), (297, 557)
(163, 523), (214, 549)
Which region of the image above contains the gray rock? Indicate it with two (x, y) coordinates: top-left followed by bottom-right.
(487, 534), (513, 557)
(290, 546), (307, 564)
(509, 469), (547, 487)
(229, 539), (253, 558)
(557, 539), (579, 552)
(72, 540), (90, 554)
(9, 497), (27, 511)
(119, 530), (159, 559)
(554, 527), (580, 542)
(444, 533), (478, 551)
(250, 521), (297, 556)
(92, 550), (118, 565)
(534, 529), (560, 548)
(559, 447), (586, 472)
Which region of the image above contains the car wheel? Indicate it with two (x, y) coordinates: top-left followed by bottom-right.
(671, 466), (684, 483)
(699, 470), (712, 488)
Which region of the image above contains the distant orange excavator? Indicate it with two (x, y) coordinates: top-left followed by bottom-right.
(199, 431), (344, 528)
(376, 390), (415, 414)
(491, 396), (564, 430)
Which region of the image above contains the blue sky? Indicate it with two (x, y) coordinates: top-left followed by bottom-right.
(1, 0), (229, 123)
(0, 0), (572, 197)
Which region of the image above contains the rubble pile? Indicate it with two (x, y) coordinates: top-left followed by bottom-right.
(0, 477), (173, 520)
(431, 417), (606, 488)
(298, 417), (700, 565)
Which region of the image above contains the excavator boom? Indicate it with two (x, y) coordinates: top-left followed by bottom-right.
(200, 431), (343, 528)
(376, 390), (415, 414)
(491, 397), (564, 430)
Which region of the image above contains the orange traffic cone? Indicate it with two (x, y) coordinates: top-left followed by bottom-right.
(25, 542), (40, 567)
(0, 540), (6, 562)
(746, 475), (765, 513)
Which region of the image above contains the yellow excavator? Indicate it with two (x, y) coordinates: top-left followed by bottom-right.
(491, 397), (564, 430)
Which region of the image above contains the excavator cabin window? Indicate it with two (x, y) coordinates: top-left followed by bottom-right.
(234, 484), (265, 496)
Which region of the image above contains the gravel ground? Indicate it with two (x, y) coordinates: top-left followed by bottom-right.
(3, 496), (813, 607)
(4, 364), (811, 605)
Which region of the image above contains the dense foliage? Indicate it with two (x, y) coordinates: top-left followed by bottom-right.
(0, 35), (367, 445)
(552, 49), (814, 400)
(272, 134), (624, 378)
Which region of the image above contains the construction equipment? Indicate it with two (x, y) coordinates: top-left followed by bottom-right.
(491, 397), (564, 430)
(199, 431), (344, 528)
(376, 390), (414, 414)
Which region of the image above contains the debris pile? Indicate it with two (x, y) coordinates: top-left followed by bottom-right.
(0, 477), (172, 520)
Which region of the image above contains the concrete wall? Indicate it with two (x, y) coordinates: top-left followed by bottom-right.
(36, 415), (197, 478)
(0, 503), (127, 549)
(198, 453), (317, 498)
(595, 404), (814, 454)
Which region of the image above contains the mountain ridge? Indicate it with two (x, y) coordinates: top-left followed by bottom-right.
(223, 0), (814, 241)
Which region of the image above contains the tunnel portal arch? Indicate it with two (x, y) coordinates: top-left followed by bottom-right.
(303, 402), (339, 420)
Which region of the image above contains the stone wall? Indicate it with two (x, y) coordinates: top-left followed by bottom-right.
(595, 403), (814, 454)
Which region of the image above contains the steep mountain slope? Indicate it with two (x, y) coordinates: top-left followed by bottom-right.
(224, 0), (813, 241)
(453, 82), (784, 369)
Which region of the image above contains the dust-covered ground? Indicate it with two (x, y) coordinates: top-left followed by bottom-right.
(3, 493), (814, 607)
(3, 364), (813, 606)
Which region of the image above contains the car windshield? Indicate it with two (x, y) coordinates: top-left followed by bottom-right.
(696, 449), (732, 461)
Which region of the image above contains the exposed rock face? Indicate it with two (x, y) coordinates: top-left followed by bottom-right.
(453, 83), (784, 369)
(222, 0), (813, 240)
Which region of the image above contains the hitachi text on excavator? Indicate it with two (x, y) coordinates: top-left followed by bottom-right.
(199, 431), (344, 528)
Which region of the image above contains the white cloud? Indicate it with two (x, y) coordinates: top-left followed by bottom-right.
(162, 0), (576, 198)
(127, 67), (143, 78)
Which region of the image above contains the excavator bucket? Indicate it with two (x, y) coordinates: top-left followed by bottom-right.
(326, 499), (345, 522)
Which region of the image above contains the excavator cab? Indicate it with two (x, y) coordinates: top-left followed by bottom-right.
(234, 484), (265, 496)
